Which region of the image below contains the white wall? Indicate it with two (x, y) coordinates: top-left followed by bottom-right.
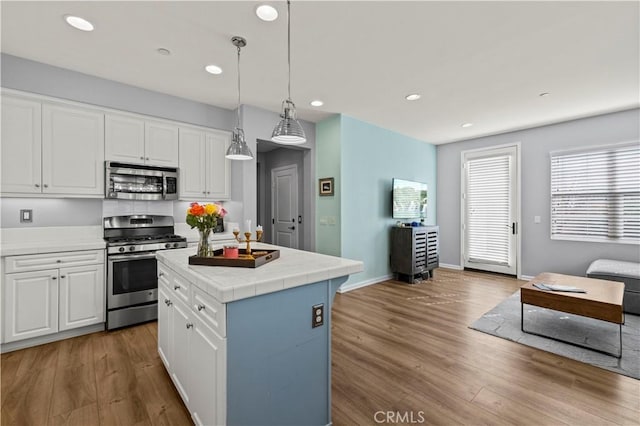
(437, 108), (640, 277)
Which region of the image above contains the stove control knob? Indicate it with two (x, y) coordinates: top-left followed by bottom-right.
(129, 246), (135, 252)
(165, 243), (171, 249)
(173, 243), (179, 248)
(119, 247), (125, 253)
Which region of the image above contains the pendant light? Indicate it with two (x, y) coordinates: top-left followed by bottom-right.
(226, 36), (254, 161)
(271, 0), (306, 144)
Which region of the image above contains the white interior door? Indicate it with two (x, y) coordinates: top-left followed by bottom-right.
(462, 145), (519, 275)
(271, 165), (299, 249)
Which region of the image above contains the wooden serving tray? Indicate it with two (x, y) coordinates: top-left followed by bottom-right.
(188, 248), (280, 268)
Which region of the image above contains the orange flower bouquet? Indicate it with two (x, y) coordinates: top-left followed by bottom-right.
(186, 202), (227, 257)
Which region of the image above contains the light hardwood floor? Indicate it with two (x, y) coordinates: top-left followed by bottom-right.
(2, 268), (639, 425)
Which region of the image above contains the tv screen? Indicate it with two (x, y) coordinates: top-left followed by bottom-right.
(392, 178), (427, 219)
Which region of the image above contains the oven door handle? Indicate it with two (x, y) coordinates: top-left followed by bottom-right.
(162, 174), (167, 200)
(108, 252), (157, 262)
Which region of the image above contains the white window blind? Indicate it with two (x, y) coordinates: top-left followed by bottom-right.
(466, 155), (511, 265)
(550, 143), (640, 243)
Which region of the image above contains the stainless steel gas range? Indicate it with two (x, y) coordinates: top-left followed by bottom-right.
(104, 215), (187, 330)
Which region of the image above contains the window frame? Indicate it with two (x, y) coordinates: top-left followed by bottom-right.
(549, 141), (640, 245)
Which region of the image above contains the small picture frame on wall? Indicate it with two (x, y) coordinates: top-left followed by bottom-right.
(319, 177), (334, 196)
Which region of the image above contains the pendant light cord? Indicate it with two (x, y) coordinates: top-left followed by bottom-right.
(287, 0), (291, 102)
(237, 44), (242, 128)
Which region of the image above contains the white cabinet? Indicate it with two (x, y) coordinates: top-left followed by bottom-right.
(157, 265), (226, 426)
(58, 264), (105, 331)
(105, 114), (178, 167)
(179, 127), (231, 200)
(0, 96), (42, 194)
(42, 103), (105, 195)
(3, 269), (59, 342)
(1, 95), (104, 197)
(2, 250), (105, 344)
(105, 114), (145, 164)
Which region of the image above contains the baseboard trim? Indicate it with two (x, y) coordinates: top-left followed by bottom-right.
(520, 274), (535, 281)
(1, 323), (105, 353)
(338, 274), (393, 293)
(440, 263), (463, 270)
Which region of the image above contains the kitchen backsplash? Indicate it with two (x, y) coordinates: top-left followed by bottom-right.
(0, 198), (242, 231)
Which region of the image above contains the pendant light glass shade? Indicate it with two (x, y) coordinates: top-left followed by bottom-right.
(271, 0), (306, 145)
(226, 36), (254, 161)
(272, 99), (306, 144)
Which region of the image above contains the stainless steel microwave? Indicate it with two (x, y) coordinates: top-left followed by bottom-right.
(105, 161), (179, 200)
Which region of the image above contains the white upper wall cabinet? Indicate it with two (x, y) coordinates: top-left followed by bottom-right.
(179, 126), (231, 200)
(146, 121), (179, 167)
(105, 114), (146, 164)
(105, 114), (179, 167)
(1, 96), (42, 194)
(1, 94), (104, 197)
(42, 103), (105, 195)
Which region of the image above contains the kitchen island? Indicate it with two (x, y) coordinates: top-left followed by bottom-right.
(155, 244), (363, 426)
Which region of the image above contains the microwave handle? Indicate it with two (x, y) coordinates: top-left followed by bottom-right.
(162, 174), (167, 200)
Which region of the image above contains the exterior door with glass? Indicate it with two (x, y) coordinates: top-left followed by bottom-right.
(462, 145), (519, 275)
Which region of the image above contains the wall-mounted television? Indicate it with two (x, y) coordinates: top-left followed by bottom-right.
(392, 178), (427, 219)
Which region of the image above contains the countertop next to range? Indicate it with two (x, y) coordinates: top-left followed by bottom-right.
(0, 226), (106, 256)
(156, 243), (364, 304)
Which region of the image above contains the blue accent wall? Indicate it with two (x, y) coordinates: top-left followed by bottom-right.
(316, 115), (437, 287)
(315, 115), (342, 256)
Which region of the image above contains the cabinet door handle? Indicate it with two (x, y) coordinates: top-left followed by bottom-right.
(203, 191), (206, 194)
(140, 156), (144, 160)
(56, 260), (62, 263)
(146, 157), (149, 161)
(164, 299), (172, 306)
(195, 304), (205, 311)
(35, 184), (40, 188)
(174, 285), (181, 290)
(43, 184), (48, 188)
(158, 272), (164, 277)
(51, 276), (57, 280)
(60, 275), (66, 279)
(186, 323), (193, 329)
(206, 191), (210, 194)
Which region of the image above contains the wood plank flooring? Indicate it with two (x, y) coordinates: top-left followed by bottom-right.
(2, 268), (638, 425)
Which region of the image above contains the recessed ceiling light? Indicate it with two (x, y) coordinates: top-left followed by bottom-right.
(157, 48), (171, 56)
(461, 123), (473, 128)
(310, 100), (324, 107)
(205, 65), (223, 75)
(64, 15), (94, 31)
(405, 94), (421, 101)
(256, 4), (278, 21)
(539, 92), (550, 97)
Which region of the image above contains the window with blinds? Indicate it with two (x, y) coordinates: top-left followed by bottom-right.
(550, 143), (640, 243)
(466, 155), (512, 265)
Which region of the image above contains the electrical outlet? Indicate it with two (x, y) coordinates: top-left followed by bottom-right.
(312, 303), (324, 328)
(20, 209), (33, 223)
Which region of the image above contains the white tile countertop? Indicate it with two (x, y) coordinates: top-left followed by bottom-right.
(156, 243), (364, 303)
(0, 226), (106, 256)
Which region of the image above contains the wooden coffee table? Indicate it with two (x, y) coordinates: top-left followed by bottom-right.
(521, 272), (625, 358)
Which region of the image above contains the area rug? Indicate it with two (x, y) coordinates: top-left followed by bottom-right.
(469, 290), (639, 380)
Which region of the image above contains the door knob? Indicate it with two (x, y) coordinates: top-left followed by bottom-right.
(288, 226), (295, 230)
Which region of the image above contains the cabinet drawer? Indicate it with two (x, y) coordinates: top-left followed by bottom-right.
(192, 285), (226, 338)
(170, 270), (191, 305)
(5, 250), (105, 273)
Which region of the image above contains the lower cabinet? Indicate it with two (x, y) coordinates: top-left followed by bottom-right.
(158, 275), (226, 426)
(2, 250), (105, 344)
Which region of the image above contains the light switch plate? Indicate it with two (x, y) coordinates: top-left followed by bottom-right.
(20, 209), (33, 223)
(534, 215), (541, 224)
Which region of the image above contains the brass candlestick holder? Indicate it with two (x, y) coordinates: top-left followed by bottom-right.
(233, 229), (263, 255)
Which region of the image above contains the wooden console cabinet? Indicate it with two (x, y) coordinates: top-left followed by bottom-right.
(390, 226), (439, 283)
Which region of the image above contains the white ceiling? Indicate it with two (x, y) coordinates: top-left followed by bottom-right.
(1, 1), (638, 144)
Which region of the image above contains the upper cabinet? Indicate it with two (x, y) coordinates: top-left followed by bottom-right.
(1, 96), (42, 194)
(105, 113), (178, 167)
(42, 103), (104, 195)
(1, 95), (104, 197)
(179, 127), (231, 200)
